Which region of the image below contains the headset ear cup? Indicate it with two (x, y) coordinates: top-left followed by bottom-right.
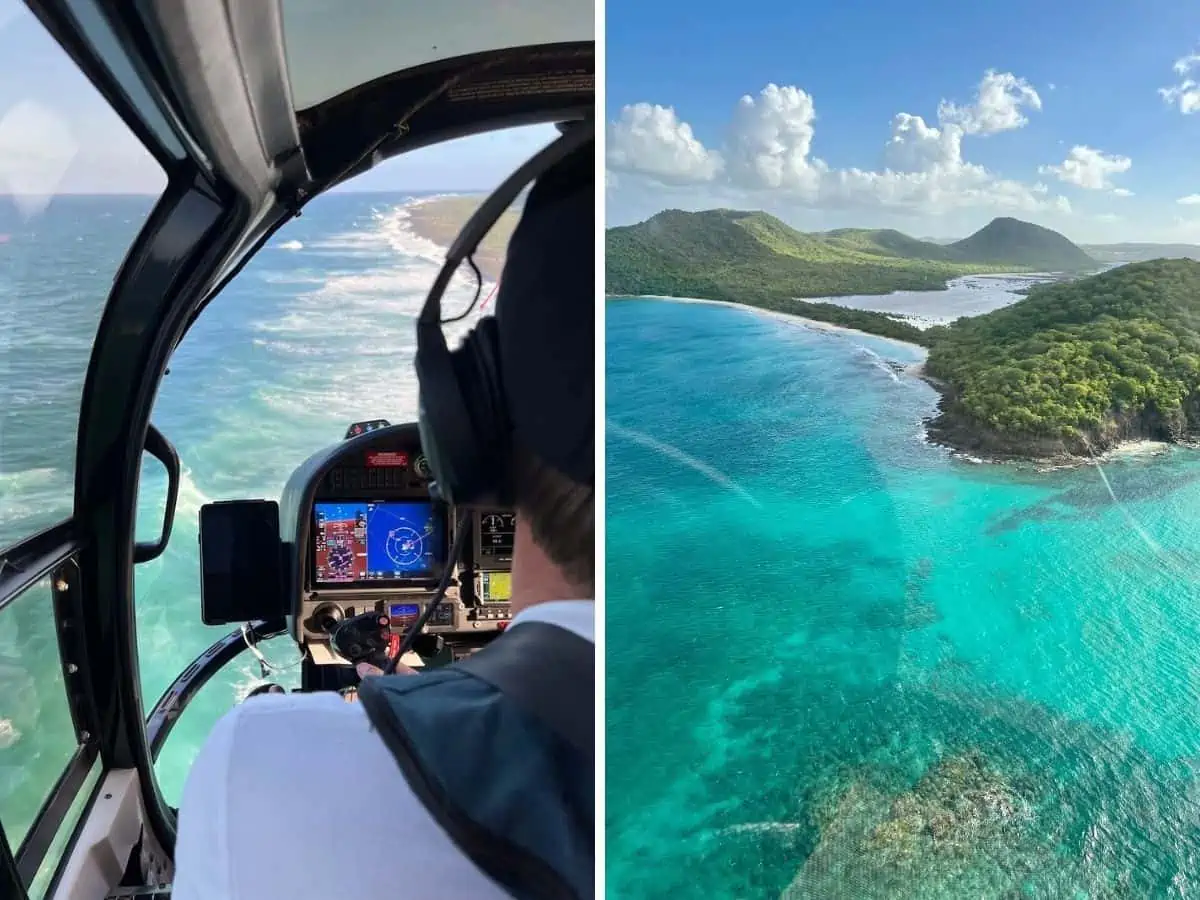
(417, 316), (508, 506)
(416, 319), (478, 505)
(468, 317), (511, 496)
(450, 317), (509, 501)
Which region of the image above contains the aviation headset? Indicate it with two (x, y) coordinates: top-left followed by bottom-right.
(415, 120), (594, 507)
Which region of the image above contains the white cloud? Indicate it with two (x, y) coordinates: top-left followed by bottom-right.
(1160, 50), (1200, 113)
(1178, 194), (1200, 205)
(1174, 52), (1200, 75)
(606, 71), (1068, 219)
(936, 70), (1042, 136)
(1038, 145), (1131, 191)
(1111, 187), (1133, 197)
(884, 113), (962, 172)
(725, 84), (825, 196)
(607, 103), (723, 184)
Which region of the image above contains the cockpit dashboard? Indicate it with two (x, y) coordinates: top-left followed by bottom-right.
(278, 420), (516, 676)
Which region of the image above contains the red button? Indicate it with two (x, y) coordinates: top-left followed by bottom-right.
(497, 621), (508, 631)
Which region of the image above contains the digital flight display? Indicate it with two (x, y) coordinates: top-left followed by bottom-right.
(479, 571), (512, 602)
(388, 603), (420, 628)
(478, 511), (515, 561)
(313, 501), (444, 585)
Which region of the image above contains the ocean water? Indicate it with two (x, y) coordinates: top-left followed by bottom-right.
(606, 297), (1200, 898)
(812, 273), (1051, 327)
(0, 192), (486, 847)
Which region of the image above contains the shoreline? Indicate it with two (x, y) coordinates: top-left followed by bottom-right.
(613, 293), (1186, 471)
(403, 194), (520, 282)
(609, 292), (929, 353)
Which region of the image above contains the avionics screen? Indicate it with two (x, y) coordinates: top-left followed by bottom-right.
(313, 501), (445, 585)
(478, 511), (515, 561)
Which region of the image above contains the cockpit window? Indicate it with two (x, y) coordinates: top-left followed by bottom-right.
(138, 123), (551, 802)
(280, 0), (593, 109)
(0, 3), (165, 551)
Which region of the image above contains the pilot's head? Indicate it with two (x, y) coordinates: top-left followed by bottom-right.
(416, 134), (593, 599)
(496, 139), (594, 597)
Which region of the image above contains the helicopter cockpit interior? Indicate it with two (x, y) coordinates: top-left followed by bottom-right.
(196, 418), (521, 698)
(0, 1), (592, 899)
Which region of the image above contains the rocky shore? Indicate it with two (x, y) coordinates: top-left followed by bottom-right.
(922, 383), (1188, 467)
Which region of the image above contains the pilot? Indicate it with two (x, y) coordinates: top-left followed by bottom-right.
(171, 141), (595, 900)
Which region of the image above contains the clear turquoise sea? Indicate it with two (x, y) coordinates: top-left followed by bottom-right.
(606, 296), (1200, 899)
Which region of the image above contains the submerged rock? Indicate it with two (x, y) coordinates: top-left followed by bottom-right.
(782, 750), (1041, 899)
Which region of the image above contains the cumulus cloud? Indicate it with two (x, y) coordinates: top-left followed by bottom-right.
(606, 103), (723, 184)
(936, 70), (1042, 136)
(606, 71), (1067, 217)
(1178, 194), (1200, 205)
(1160, 50), (1200, 113)
(725, 84), (825, 195)
(1038, 145), (1132, 192)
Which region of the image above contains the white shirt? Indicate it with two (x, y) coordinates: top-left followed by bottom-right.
(171, 600), (594, 900)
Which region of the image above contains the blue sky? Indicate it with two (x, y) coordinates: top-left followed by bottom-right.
(606, 0), (1200, 242)
(0, 0), (554, 203)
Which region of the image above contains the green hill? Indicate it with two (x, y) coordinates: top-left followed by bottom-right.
(946, 217), (1096, 272)
(605, 209), (1096, 306)
(924, 258), (1200, 458)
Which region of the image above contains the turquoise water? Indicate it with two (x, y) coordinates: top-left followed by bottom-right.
(0, 192), (485, 847)
(606, 297), (1200, 898)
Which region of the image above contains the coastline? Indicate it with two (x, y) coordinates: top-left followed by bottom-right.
(403, 194), (520, 282)
(608, 292), (929, 353)
(612, 293), (1184, 470)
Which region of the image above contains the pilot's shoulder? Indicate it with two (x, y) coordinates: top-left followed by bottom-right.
(221, 689), (374, 745)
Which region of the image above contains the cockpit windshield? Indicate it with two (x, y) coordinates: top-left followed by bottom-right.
(280, 0), (593, 110)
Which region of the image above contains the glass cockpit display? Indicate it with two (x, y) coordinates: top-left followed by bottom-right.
(313, 500), (445, 585)
(477, 511), (515, 563)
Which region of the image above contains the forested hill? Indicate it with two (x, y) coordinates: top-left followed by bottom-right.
(945, 217), (1096, 272)
(605, 209), (1096, 302)
(923, 258), (1200, 458)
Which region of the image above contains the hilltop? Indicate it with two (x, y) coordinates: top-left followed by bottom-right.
(923, 258), (1200, 459)
(944, 217), (1095, 272)
(606, 209), (1097, 309)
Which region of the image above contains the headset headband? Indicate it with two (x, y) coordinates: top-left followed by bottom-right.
(418, 119), (595, 327)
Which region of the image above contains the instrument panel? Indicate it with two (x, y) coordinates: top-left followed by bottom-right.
(285, 421), (517, 665)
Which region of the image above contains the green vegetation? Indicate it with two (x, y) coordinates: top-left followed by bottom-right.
(608, 206), (1200, 459)
(924, 258), (1200, 456)
(946, 217), (1095, 272)
(606, 209), (1097, 303)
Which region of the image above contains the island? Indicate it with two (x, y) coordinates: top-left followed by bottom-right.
(608, 208), (1200, 462)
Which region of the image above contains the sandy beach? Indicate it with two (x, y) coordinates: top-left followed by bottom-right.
(404, 194), (520, 282)
(626, 293), (928, 352)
